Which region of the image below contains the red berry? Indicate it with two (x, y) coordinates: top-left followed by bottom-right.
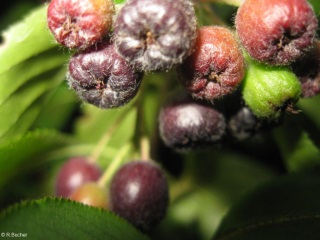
(178, 26), (245, 100)
(55, 157), (101, 197)
(47, 0), (114, 49)
(70, 183), (108, 209)
(235, 0), (318, 65)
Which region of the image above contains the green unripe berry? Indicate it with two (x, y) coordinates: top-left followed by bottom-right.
(242, 57), (301, 119)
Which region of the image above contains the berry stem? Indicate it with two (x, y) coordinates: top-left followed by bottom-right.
(88, 109), (129, 164)
(97, 143), (132, 187)
(140, 136), (151, 161)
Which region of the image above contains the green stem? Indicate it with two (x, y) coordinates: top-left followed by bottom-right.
(98, 143), (132, 187)
(88, 109), (129, 164)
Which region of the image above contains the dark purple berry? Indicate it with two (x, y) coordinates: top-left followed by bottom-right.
(235, 0), (318, 65)
(228, 107), (262, 141)
(110, 160), (169, 232)
(113, 0), (197, 71)
(179, 26), (245, 100)
(291, 40), (320, 98)
(55, 157), (102, 197)
(47, 0), (114, 49)
(158, 98), (226, 150)
(67, 42), (143, 109)
(228, 107), (281, 141)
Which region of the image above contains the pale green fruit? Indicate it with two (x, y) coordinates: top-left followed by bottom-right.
(242, 59), (301, 119)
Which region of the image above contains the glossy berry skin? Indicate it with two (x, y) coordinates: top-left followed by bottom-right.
(55, 157), (102, 197)
(70, 183), (108, 209)
(291, 40), (320, 98)
(113, 0), (197, 71)
(235, 0), (318, 65)
(159, 98), (226, 150)
(110, 161), (169, 232)
(179, 26), (245, 101)
(67, 42), (143, 109)
(47, 0), (114, 50)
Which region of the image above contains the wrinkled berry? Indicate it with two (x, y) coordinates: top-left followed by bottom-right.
(159, 97), (226, 150)
(291, 40), (320, 98)
(47, 0), (114, 49)
(179, 26), (245, 101)
(113, 0), (197, 71)
(67, 42), (143, 109)
(235, 0), (318, 65)
(242, 58), (301, 119)
(110, 160), (169, 232)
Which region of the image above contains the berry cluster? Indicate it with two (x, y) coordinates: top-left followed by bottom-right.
(47, 0), (319, 233)
(55, 157), (169, 232)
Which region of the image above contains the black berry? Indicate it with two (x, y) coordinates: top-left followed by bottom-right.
(67, 42), (143, 109)
(158, 97), (226, 150)
(110, 160), (169, 232)
(113, 0), (197, 71)
(291, 40), (320, 98)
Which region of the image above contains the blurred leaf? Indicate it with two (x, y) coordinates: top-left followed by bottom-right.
(0, 5), (69, 141)
(0, 197), (150, 240)
(0, 129), (76, 193)
(0, 5), (57, 74)
(0, 66), (67, 143)
(75, 103), (138, 148)
(152, 148), (276, 240)
(32, 81), (78, 130)
(308, 0), (320, 14)
(213, 173), (320, 240)
(273, 114), (320, 172)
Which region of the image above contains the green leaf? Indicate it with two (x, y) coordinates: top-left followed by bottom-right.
(213, 173), (320, 240)
(0, 5), (57, 74)
(31, 81), (78, 130)
(75, 103), (138, 148)
(0, 130), (76, 193)
(0, 197), (150, 240)
(0, 65), (67, 143)
(272, 114), (320, 172)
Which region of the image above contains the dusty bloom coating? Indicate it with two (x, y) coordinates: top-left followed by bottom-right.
(235, 0), (318, 65)
(113, 0), (197, 71)
(47, 0), (114, 49)
(179, 26), (245, 101)
(67, 42), (143, 109)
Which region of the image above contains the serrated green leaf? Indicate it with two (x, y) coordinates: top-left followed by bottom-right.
(0, 5), (58, 74)
(213, 173), (320, 240)
(0, 197), (150, 240)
